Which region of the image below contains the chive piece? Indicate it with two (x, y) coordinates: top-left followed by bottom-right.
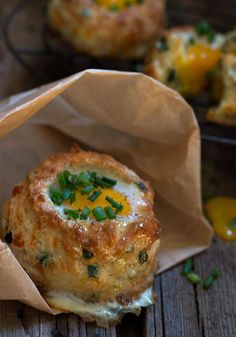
(77, 171), (90, 186)
(69, 191), (76, 204)
(92, 206), (107, 221)
(212, 268), (220, 280)
(188, 36), (196, 45)
(156, 36), (169, 52)
(195, 20), (216, 43)
(80, 7), (92, 18)
(87, 264), (99, 278)
(135, 181), (147, 192)
(124, 0), (132, 6)
(229, 218), (236, 229)
(57, 172), (67, 189)
(195, 20), (212, 36)
(81, 185), (95, 195)
(36, 251), (51, 267)
(182, 258), (193, 276)
(80, 207), (90, 220)
(187, 272), (201, 284)
(83, 248), (94, 259)
(109, 4), (119, 11)
(88, 190), (102, 202)
(93, 178), (107, 188)
(139, 249), (148, 264)
(105, 196), (123, 212)
(64, 209), (80, 219)
(104, 206), (117, 220)
(166, 68), (176, 83)
(63, 170), (78, 188)
(89, 171), (97, 181)
(49, 187), (66, 205)
(203, 275), (214, 290)
(4, 231), (12, 244)
(101, 177), (117, 187)
(231, 34), (236, 43)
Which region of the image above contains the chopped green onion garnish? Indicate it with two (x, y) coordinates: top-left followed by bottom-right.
(203, 275), (214, 290)
(80, 207), (90, 220)
(211, 268), (220, 280)
(49, 187), (66, 205)
(57, 172), (67, 189)
(188, 36), (196, 45)
(69, 191), (76, 204)
(231, 34), (236, 43)
(187, 272), (201, 284)
(80, 7), (92, 17)
(182, 258), (193, 276)
(4, 231), (12, 244)
(229, 218), (236, 229)
(64, 209), (80, 219)
(139, 249), (148, 264)
(63, 170), (78, 188)
(109, 4), (119, 11)
(77, 171), (90, 186)
(82, 248), (94, 259)
(195, 20), (212, 35)
(88, 190), (102, 202)
(87, 264), (99, 277)
(166, 68), (176, 83)
(81, 185), (95, 195)
(36, 251), (51, 267)
(156, 36), (169, 52)
(104, 206), (116, 220)
(105, 196), (123, 212)
(92, 206), (107, 221)
(89, 171), (97, 181)
(101, 177), (117, 187)
(195, 20), (216, 43)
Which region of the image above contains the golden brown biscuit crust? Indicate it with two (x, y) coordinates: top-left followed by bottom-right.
(2, 146), (160, 325)
(48, 0), (166, 59)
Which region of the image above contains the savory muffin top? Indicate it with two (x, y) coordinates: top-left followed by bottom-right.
(145, 22), (224, 96)
(2, 145), (160, 326)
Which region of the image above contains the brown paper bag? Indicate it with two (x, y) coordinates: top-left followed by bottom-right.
(0, 69), (212, 314)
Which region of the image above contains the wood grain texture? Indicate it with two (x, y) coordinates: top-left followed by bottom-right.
(195, 238), (236, 337)
(0, 0), (236, 337)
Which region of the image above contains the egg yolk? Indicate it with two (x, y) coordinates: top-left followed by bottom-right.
(96, 0), (138, 10)
(65, 188), (131, 217)
(177, 44), (221, 95)
(205, 197), (236, 241)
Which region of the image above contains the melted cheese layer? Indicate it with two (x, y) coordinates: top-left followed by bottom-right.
(46, 287), (154, 325)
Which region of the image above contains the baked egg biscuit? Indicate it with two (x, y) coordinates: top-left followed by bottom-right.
(144, 23), (224, 96)
(206, 29), (236, 125)
(48, 0), (165, 59)
(2, 145), (160, 326)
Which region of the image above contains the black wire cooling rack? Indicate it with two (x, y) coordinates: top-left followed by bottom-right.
(2, 0), (236, 145)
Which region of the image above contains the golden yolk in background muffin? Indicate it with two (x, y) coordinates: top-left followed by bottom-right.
(65, 188), (131, 217)
(97, 0), (138, 10)
(205, 197), (236, 241)
(177, 44), (221, 95)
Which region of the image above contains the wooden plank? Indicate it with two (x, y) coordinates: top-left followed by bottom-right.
(160, 265), (201, 337)
(0, 301), (27, 337)
(86, 324), (117, 337)
(195, 239), (236, 337)
(144, 276), (163, 337)
(39, 312), (57, 337)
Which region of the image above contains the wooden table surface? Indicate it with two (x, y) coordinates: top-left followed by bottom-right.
(0, 1), (236, 336)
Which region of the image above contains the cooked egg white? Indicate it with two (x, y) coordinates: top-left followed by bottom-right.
(46, 287), (154, 326)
